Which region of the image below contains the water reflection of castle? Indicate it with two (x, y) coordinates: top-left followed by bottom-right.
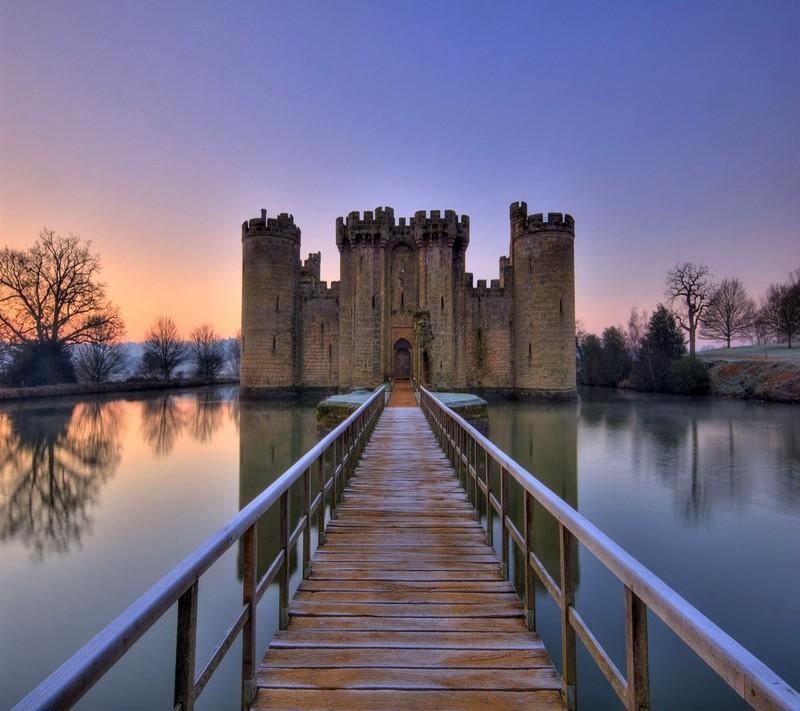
(237, 403), (319, 580)
(487, 401), (579, 587)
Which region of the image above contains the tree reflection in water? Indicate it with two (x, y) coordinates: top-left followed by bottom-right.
(140, 395), (190, 457)
(0, 401), (124, 561)
(139, 388), (236, 456)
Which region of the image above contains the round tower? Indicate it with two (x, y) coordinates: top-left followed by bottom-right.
(510, 201), (576, 398)
(240, 209), (301, 396)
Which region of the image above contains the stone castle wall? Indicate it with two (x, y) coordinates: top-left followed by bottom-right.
(465, 275), (514, 389)
(241, 202), (576, 398)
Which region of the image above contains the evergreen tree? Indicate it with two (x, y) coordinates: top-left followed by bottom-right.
(600, 326), (631, 386)
(631, 305), (686, 391)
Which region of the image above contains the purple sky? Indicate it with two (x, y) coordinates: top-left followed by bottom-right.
(1, 1), (798, 340)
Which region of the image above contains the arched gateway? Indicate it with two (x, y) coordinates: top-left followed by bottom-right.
(393, 339), (412, 380)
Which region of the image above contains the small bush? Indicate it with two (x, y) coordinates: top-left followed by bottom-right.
(670, 356), (710, 395)
(2, 342), (77, 386)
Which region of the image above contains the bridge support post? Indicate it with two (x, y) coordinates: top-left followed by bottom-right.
(279, 491), (290, 630)
(241, 524), (257, 711)
(625, 586), (650, 711)
(174, 581), (198, 711)
(560, 525), (577, 711)
(524, 490), (536, 630)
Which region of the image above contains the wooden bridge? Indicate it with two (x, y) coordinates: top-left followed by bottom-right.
(14, 382), (800, 711)
(252, 384), (564, 709)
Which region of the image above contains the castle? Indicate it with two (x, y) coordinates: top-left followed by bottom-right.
(240, 202), (576, 399)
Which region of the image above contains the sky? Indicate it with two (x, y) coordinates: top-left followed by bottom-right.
(1, 0), (798, 341)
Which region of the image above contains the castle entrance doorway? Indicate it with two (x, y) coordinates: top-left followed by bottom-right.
(393, 339), (412, 380)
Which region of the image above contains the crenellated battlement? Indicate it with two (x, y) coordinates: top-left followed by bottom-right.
(411, 209), (470, 248)
(510, 201), (574, 241)
(242, 208), (301, 242)
(335, 206), (396, 249)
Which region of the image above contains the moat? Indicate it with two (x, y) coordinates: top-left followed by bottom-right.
(2, 386), (798, 710)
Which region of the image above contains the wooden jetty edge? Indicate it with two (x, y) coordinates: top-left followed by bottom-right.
(252, 388), (566, 710)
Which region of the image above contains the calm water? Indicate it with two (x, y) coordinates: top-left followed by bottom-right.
(1, 386), (798, 709)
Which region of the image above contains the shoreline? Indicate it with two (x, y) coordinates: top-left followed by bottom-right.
(0, 377), (240, 403)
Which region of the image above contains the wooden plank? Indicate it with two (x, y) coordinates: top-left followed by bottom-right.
(251, 689), (564, 710)
(305, 568), (503, 581)
(258, 666), (562, 691)
(289, 601), (523, 618)
(269, 630), (541, 650)
(297, 580), (510, 593)
(284, 615), (531, 633)
(289, 591), (519, 604)
(259, 647), (551, 669)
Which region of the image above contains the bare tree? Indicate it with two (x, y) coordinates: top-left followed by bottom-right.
(665, 262), (714, 356)
(759, 271), (800, 347)
(0, 230), (124, 384)
(189, 324), (226, 379)
(73, 339), (130, 382)
(140, 316), (188, 380)
(0, 230), (123, 346)
(701, 277), (756, 348)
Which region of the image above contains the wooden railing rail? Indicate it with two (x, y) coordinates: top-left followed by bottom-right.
(13, 387), (386, 711)
(419, 387), (800, 711)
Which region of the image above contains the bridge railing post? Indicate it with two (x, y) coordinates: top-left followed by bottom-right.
(500, 466), (509, 580)
(485, 450), (493, 547)
(560, 524), (577, 711)
(625, 586), (650, 711)
(303, 467), (311, 579)
(174, 580), (198, 711)
(241, 523), (257, 710)
(473, 435), (480, 520)
(317, 453), (326, 545)
(279, 490), (290, 630)
(524, 490), (536, 631)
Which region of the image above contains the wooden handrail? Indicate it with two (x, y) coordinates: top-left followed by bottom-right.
(419, 386), (800, 711)
(13, 387), (386, 711)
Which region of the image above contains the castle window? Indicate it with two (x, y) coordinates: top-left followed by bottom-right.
(276, 296), (280, 312)
(329, 343), (332, 359)
(372, 295), (375, 309)
(559, 297), (563, 319)
(401, 292), (404, 307)
(528, 342), (532, 359)
(440, 296), (444, 310)
(529, 257), (533, 273)
(272, 336), (276, 352)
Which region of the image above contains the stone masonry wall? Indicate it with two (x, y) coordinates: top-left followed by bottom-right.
(466, 279), (514, 388)
(240, 211), (300, 393)
(299, 282), (339, 387)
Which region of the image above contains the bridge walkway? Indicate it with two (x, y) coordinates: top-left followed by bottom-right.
(251, 382), (566, 710)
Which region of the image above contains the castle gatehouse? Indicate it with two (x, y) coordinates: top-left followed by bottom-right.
(240, 202), (576, 399)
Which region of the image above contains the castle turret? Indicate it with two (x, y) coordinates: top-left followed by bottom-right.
(241, 209), (301, 395)
(335, 208), (394, 389)
(510, 202), (576, 398)
(411, 210), (470, 387)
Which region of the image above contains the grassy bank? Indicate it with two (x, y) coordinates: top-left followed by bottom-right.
(697, 344), (800, 402)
